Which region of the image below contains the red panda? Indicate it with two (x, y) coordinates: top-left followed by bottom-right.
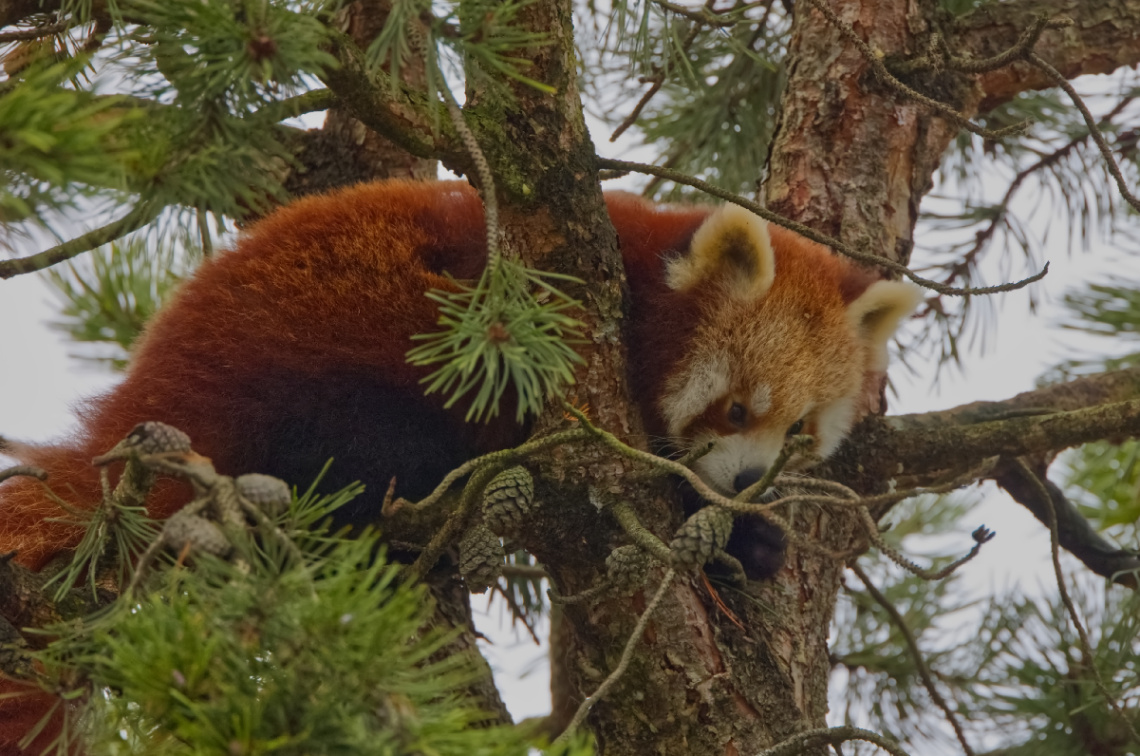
(0, 180), (920, 754)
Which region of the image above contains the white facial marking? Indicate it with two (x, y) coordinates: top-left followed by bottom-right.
(692, 433), (783, 494)
(814, 396), (858, 458)
(661, 351), (730, 437)
(750, 384), (772, 418)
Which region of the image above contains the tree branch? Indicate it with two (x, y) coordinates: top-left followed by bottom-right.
(318, 32), (466, 170)
(953, 0), (1140, 112)
(0, 203), (159, 279)
(993, 458), (1140, 588)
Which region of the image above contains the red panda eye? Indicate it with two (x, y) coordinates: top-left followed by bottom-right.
(727, 402), (747, 427)
(787, 419), (805, 436)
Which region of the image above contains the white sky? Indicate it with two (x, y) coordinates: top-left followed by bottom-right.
(2, 87), (1138, 726)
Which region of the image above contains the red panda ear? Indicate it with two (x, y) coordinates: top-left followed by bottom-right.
(665, 204), (775, 300)
(847, 280), (924, 370)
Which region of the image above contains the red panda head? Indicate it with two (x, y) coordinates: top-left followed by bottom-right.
(656, 204), (923, 494)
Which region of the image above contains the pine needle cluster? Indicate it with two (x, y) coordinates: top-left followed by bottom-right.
(28, 483), (560, 756)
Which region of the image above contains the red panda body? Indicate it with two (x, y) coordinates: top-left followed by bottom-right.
(0, 181), (920, 754)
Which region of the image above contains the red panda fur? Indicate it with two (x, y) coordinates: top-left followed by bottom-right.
(0, 180), (920, 754)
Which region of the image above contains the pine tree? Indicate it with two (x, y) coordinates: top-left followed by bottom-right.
(2, 0), (1140, 754)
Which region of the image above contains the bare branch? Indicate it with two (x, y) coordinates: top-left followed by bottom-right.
(756, 725), (911, 756)
(953, 0), (1140, 112)
(318, 32), (466, 169)
(0, 203), (159, 280)
(597, 157), (1048, 296)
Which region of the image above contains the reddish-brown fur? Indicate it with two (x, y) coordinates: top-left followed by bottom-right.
(0, 181), (884, 753)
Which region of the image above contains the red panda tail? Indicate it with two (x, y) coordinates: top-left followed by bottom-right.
(0, 441), (100, 572)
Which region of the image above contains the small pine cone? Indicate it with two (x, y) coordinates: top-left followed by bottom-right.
(236, 473), (291, 517)
(669, 507), (734, 569)
(481, 466), (536, 537)
(123, 422), (192, 455)
(606, 545), (651, 595)
(458, 522), (504, 594)
(163, 510), (232, 558)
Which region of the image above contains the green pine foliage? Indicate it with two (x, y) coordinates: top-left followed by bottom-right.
(966, 585), (1140, 756)
(0, 60), (139, 223)
(407, 261), (585, 422)
(31, 484), (552, 756)
(585, 2), (790, 199)
(45, 229), (203, 369)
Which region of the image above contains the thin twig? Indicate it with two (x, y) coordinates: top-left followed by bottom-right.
(607, 500), (672, 563)
(408, 465), (501, 581)
(409, 428), (588, 512)
(851, 564), (975, 756)
(946, 95), (1135, 288)
(734, 435), (812, 502)
(501, 564), (549, 580)
(892, 14), (1069, 76)
(1012, 458), (1140, 745)
(553, 568), (676, 746)
(858, 507), (992, 581)
(596, 157), (1048, 296)
(0, 465), (47, 484)
(1027, 52), (1140, 214)
(0, 203), (159, 279)
(439, 80), (502, 260)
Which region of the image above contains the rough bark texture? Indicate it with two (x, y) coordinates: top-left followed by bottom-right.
(953, 0), (1140, 112)
(299, 0), (437, 193)
(751, 0), (954, 744)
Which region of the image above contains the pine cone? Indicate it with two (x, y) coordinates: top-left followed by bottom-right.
(122, 422), (192, 455)
(606, 545), (651, 594)
(163, 509), (232, 558)
(481, 466), (536, 537)
(458, 522), (504, 594)
(669, 507), (734, 569)
(236, 473), (292, 517)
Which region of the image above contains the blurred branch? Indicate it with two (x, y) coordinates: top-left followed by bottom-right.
(945, 95), (1134, 288)
(0, 22), (66, 42)
(994, 459), (1140, 588)
(0, 203), (160, 279)
(1009, 458), (1140, 743)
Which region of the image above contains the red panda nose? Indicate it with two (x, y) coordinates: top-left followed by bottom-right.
(733, 467), (767, 493)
